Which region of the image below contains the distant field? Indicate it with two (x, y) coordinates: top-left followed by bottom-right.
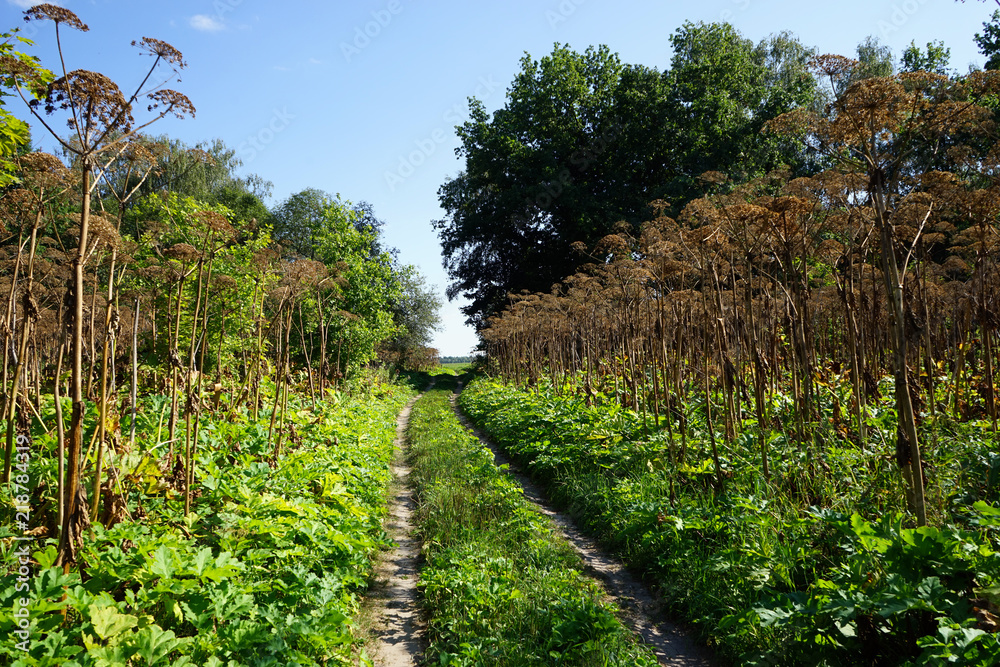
(440, 362), (471, 372)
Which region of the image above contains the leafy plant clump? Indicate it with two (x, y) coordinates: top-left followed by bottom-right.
(460, 377), (1000, 665)
(407, 377), (659, 666)
(1, 379), (412, 666)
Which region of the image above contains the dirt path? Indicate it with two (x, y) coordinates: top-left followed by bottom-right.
(368, 392), (427, 667)
(451, 383), (716, 667)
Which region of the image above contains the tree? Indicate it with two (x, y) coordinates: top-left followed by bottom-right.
(315, 201), (401, 369)
(140, 136), (268, 201)
(975, 9), (1000, 70)
(901, 40), (953, 75)
(271, 187), (334, 258)
(436, 44), (639, 329)
(436, 30), (819, 329)
(351, 200), (392, 260)
(214, 181), (271, 226)
(106, 136), (272, 239)
(382, 266), (442, 369)
(0, 29), (52, 185)
(856, 36), (895, 78)
(664, 24), (820, 200)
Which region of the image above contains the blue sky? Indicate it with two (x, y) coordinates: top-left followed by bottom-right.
(6, 0), (995, 355)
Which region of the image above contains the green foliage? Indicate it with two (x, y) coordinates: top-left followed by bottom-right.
(0, 29), (53, 186)
(976, 10), (1000, 71)
(437, 28), (819, 327)
(900, 40), (953, 75)
(270, 189), (422, 371)
(855, 35), (896, 78)
(270, 188), (335, 259)
(440, 357), (473, 365)
(0, 381), (413, 666)
(408, 381), (658, 665)
(666, 23), (820, 197)
(459, 376), (1000, 664)
(436, 43), (633, 326)
(125, 191), (271, 369)
(751, 510), (1000, 665)
(381, 266), (442, 370)
(120, 136), (272, 214)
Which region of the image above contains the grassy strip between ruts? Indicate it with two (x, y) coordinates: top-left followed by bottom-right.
(406, 375), (659, 666)
(1, 377), (413, 667)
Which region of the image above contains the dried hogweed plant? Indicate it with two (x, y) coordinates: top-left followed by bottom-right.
(5, 4), (195, 567)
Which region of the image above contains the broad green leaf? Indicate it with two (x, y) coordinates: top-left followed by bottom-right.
(88, 642), (131, 666)
(130, 625), (190, 666)
(191, 547), (213, 578)
(148, 546), (175, 580)
(89, 605), (139, 641)
(34, 567), (80, 600)
(33, 545), (59, 570)
(202, 552), (242, 583)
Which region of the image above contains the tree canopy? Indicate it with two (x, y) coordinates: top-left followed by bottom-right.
(0, 28), (52, 185)
(435, 24), (820, 328)
(976, 9), (1000, 70)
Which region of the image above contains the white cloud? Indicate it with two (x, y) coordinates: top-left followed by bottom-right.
(308, 58), (323, 65)
(189, 14), (224, 32)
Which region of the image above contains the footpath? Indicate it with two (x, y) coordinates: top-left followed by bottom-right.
(368, 377), (713, 666)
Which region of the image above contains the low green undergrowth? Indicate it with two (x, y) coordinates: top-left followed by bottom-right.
(407, 377), (658, 666)
(460, 376), (1000, 666)
(0, 376), (412, 666)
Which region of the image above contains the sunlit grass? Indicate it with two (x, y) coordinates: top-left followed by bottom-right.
(407, 377), (659, 666)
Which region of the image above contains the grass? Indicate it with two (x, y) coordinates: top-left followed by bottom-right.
(440, 362), (472, 372)
(406, 375), (659, 666)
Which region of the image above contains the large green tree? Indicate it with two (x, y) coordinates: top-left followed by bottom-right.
(663, 24), (820, 198)
(140, 137), (270, 202)
(269, 190), (411, 369)
(976, 9), (1000, 70)
(271, 187), (331, 258)
(381, 266), (442, 369)
(436, 44), (637, 329)
(0, 28), (52, 185)
(901, 40), (952, 75)
(271, 188), (388, 261)
(436, 27), (819, 328)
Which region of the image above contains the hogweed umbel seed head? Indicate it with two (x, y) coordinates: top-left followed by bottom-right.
(132, 37), (186, 70)
(24, 4), (89, 31)
(37, 70), (133, 138)
(146, 89), (195, 120)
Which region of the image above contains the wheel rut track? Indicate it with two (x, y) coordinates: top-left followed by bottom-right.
(450, 382), (716, 667)
(369, 388), (430, 667)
